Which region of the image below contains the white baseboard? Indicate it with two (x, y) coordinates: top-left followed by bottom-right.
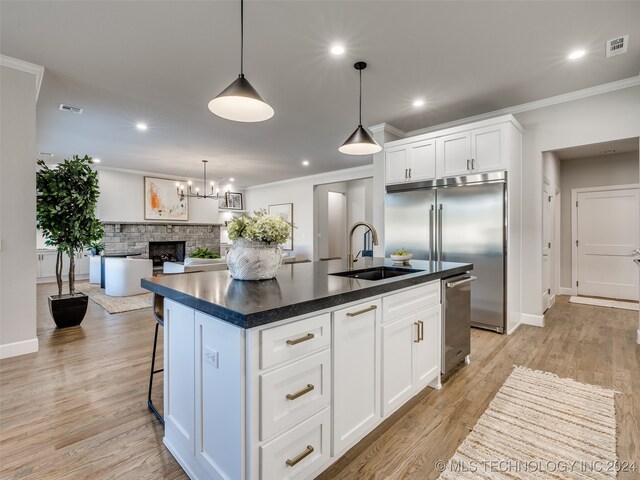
(549, 295), (556, 308)
(0, 338), (39, 359)
(507, 320), (521, 335)
(37, 274), (89, 285)
(558, 287), (573, 296)
(521, 313), (545, 328)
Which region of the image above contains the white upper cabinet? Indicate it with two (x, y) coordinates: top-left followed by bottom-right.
(385, 139), (436, 185)
(470, 124), (505, 173)
(435, 132), (472, 177)
(408, 139), (436, 181)
(384, 146), (409, 185)
(384, 115), (520, 185)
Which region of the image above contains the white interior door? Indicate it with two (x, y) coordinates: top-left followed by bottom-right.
(576, 188), (640, 300)
(542, 184), (552, 309)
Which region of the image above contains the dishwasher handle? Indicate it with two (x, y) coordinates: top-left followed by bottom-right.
(446, 276), (477, 288)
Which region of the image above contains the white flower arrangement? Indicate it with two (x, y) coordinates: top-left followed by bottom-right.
(227, 209), (291, 245)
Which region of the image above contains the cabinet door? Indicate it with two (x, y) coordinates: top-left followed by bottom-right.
(75, 252), (90, 275)
(39, 251), (59, 278)
(164, 300), (196, 459)
(381, 315), (416, 416)
(385, 147), (408, 185)
(436, 132), (471, 177)
(413, 305), (441, 390)
(408, 139), (436, 182)
(333, 300), (381, 455)
(471, 125), (504, 173)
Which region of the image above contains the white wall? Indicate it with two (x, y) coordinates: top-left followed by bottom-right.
(514, 85), (640, 319)
(313, 178), (373, 260)
(314, 182), (347, 260)
(0, 60), (40, 358)
(244, 166), (374, 260)
(559, 151), (639, 288)
(96, 169), (233, 224)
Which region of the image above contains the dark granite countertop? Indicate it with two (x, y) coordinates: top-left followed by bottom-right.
(141, 257), (472, 329)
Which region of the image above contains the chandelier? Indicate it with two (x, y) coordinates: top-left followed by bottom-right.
(176, 160), (228, 201)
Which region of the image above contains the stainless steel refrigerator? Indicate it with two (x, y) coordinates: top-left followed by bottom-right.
(385, 172), (506, 333)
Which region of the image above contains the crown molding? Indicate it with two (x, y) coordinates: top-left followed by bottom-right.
(245, 165), (374, 191)
(0, 55), (45, 101)
(407, 75), (640, 137)
(369, 122), (406, 138)
(95, 165), (238, 188)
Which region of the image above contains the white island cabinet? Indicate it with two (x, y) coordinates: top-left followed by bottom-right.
(163, 280), (443, 480)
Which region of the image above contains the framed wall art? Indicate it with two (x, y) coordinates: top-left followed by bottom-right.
(268, 203), (293, 250)
(144, 176), (188, 221)
(219, 192), (244, 211)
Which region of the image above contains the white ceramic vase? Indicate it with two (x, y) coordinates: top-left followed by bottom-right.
(226, 238), (283, 280)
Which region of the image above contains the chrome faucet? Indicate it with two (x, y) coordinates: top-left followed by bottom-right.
(347, 221), (379, 270)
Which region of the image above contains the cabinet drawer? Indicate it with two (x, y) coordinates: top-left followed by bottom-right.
(382, 282), (440, 324)
(260, 408), (330, 480)
(260, 313), (331, 370)
(260, 350), (330, 441)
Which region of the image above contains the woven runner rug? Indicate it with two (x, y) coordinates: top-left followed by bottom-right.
(76, 282), (152, 314)
(439, 366), (618, 479)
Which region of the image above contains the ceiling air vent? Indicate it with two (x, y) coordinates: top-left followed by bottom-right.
(59, 103), (83, 114)
(606, 35), (628, 58)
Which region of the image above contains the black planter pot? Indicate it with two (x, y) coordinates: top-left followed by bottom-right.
(48, 294), (89, 328)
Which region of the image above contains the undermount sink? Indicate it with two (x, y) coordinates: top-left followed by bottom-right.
(330, 266), (424, 281)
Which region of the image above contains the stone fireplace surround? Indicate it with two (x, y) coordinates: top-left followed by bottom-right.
(102, 222), (221, 258)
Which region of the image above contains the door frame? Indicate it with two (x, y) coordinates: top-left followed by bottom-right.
(570, 183), (640, 296)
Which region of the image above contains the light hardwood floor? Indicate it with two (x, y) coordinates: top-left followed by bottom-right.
(1, 287), (638, 479)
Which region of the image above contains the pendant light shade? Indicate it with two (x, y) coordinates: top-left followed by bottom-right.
(208, 75), (274, 122)
(208, 0), (274, 122)
(339, 125), (381, 155)
(340, 62), (381, 156)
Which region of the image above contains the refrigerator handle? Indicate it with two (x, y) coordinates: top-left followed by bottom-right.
(429, 205), (435, 261)
(437, 204), (443, 262)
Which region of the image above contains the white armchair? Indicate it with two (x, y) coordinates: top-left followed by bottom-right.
(104, 257), (153, 296)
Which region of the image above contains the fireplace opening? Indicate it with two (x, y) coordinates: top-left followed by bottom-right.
(149, 241), (186, 267)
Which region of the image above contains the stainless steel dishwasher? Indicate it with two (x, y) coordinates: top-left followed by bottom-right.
(441, 273), (476, 375)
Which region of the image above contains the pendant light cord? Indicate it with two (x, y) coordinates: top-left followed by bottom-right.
(240, 0), (244, 76)
(358, 69), (362, 126)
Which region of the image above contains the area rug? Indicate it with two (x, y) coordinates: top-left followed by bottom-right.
(438, 366), (618, 479)
(76, 282), (152, 314)
(569, 295), (638, 311)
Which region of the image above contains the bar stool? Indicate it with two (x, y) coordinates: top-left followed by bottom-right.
(148, 293), (165, 425)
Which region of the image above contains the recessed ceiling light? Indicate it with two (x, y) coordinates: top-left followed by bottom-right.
(229, 177), (235, 182)
(302, 160), (310, 166)
(39, 152), (54, 157)
(93, 158), (101, 163)
(567, 49), (586, 60)
(330, 44), (345, 56)
(136, 122), (148, 131)
(412, 99), (425, 107)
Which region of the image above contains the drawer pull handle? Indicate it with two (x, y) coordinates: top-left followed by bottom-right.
(346, 305), (377, 317)
(418, 320), (424, 341)
(285, 445), (314, 467)
(414, 322), (420, 343)
(286, 333), (315, 346)
(286, 384), (315, 401)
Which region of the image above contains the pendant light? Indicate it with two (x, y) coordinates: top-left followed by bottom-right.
(208, 0), (274, 122)
(339, 62), (381, 155)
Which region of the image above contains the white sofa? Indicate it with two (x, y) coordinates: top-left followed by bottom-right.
(104, 257), (153, 296)
(89, 256), (102, 284)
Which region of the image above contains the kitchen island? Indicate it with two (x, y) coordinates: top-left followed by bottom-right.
(142, 258), (472, 480)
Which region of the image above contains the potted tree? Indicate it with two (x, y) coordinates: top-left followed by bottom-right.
(36, 155), (103, 328)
